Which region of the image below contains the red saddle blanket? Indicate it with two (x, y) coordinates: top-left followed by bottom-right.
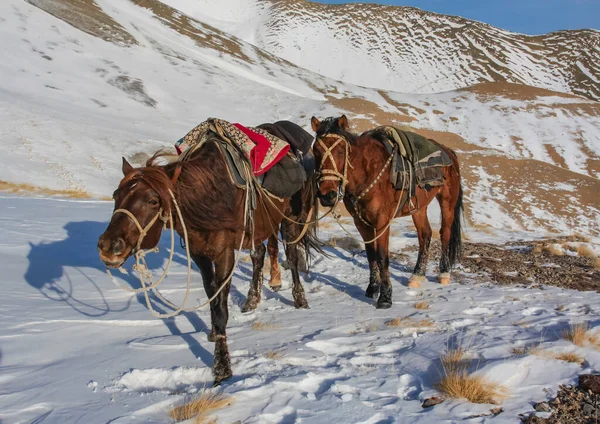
(175, 119), (290, 176)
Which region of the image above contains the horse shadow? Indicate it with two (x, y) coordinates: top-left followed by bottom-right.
(24, 220), (213, 365)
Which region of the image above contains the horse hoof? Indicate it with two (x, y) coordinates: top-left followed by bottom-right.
(294, 300), (309, 309)
(269, 285), (282, 293)
(213, 373), (232, 387)
(408, 275), (425, 288)
(438, 273), (451, 285)
(376, 300), (393, 309)
(365, 286), (380, 299)
(241, 299), (258, 313)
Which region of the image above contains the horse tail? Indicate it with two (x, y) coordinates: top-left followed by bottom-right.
(448, 184), (463, 268)
(298, 171), (326, 269)
(446, 148), (463, 268)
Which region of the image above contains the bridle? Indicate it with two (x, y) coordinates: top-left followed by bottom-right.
(112, 206), (167, 253)
(315, 133), (353, 199)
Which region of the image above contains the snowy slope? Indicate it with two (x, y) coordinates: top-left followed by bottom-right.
(2, 194), (600, 423)
(163, 0), (600, 101)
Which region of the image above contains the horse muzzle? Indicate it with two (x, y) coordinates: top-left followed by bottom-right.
(318, 189), (341, 207)
(98, 235), (130, 268)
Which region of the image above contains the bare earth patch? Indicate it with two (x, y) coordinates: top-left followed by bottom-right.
(457, 240), (600, 292)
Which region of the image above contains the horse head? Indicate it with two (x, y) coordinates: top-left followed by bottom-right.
(97, 157), (174, 268)
(311, 115), (352, 207)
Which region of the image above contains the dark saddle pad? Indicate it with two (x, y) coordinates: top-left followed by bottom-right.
(211, 122), (312, 199)
(367, 126), (453, 191)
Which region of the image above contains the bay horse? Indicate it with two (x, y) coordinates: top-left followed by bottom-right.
(97, 123), (319, 384)
(311, 115), (463, 309)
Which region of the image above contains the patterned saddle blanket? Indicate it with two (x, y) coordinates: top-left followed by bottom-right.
(174, 118), (309, 199)
(175, 118), (290, 176)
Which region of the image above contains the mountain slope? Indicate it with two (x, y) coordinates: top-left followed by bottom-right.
(1, 0), (599, 237)
(166, 0), (600, 101)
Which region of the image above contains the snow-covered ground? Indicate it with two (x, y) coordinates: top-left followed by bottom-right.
(2, 194), (600, 423)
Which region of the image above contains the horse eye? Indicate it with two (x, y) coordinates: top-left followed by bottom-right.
(148, 199), (159, 206)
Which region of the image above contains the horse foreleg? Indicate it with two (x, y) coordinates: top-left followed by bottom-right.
(209, 248), (234, 385)
(282, 222), (308, 309)
(375, 230), (393, 309)
(267, 234), (282, 292)
(242, 242), (266, 312)
(408, 208), (432, 288)
(192, 254), (217, 342)
(354, 220), (380, 298)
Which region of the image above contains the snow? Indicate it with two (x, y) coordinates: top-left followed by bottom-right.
(2, 194), (600, 423)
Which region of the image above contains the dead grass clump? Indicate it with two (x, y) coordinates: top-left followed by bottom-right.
(435, 370), (507, 404)
(349, 322), (378, 334)
(0, 180), (93, 199)
(264, 350), (283, 360)
(543, 243), (564, 256)
(577, 244), (596, 258)
(563, 323), (589, 346)
(168, 389), (231, 423)
(566, 233), (591, 243)
(251, 320), (280, 331)
(531, 244), (543, 254)
(385, 317), (434, 328)
(414, 301), (430, 310)
(553, 352), (585, 365)
(441, 347), (465, 371)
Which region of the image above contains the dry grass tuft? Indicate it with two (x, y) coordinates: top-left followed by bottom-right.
(349, 322), (378, 334)
(441, 347), (465, 371)
(531, 244), (543, 254)
(251, 320), (280, 331)
(168, 389), (231, 423)
(577, 244), (596, 258)
(435, 370), (507, 404)
(414, 301), (430, 310)
(543, 244), (564, 256)
(563, 323), (589, 346)
(385, 317), (435, 328)
(553, 352), (585, 365)
(264, 350), (283, 360)
(566, 233), (591, 243)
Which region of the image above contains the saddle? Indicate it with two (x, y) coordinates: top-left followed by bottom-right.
(176, 119), (313, 199)
(367, 126), (452, 192)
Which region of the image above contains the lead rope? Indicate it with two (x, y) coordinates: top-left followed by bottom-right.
(106, 181), (251, 318)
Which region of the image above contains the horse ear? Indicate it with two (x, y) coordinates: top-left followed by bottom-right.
(122, 157), (134, 176)
(311, 116), (321, 132)
(338, 115), (349, 130)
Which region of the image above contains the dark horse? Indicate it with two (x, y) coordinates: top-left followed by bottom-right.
(98, 122), (319, 384)
(311, 115), (463, 309)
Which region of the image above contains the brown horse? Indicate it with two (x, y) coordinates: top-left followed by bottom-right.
(97, 125), (319, 384)
(311, 115), (463, 309)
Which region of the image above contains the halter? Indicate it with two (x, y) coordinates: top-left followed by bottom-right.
(316, 133), (353, 197)
(112, 206), (167, 252)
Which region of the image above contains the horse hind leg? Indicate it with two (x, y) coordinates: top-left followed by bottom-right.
(282, 222), (308, 309)
(267, 234), (282, 292)
(437, 184), (462, 285)
(408, 208), (432, 288)
(242, 242), (267, 312)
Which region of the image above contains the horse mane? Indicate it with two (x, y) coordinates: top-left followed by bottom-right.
(167, 139), (241, 231)
(316, 117), (359, 145)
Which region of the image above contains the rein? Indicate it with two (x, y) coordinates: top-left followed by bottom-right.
(106, 178), (251, 318)
(316, 132), (411, 245)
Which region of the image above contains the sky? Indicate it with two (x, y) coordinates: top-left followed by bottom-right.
(318, 0), (600, 35)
